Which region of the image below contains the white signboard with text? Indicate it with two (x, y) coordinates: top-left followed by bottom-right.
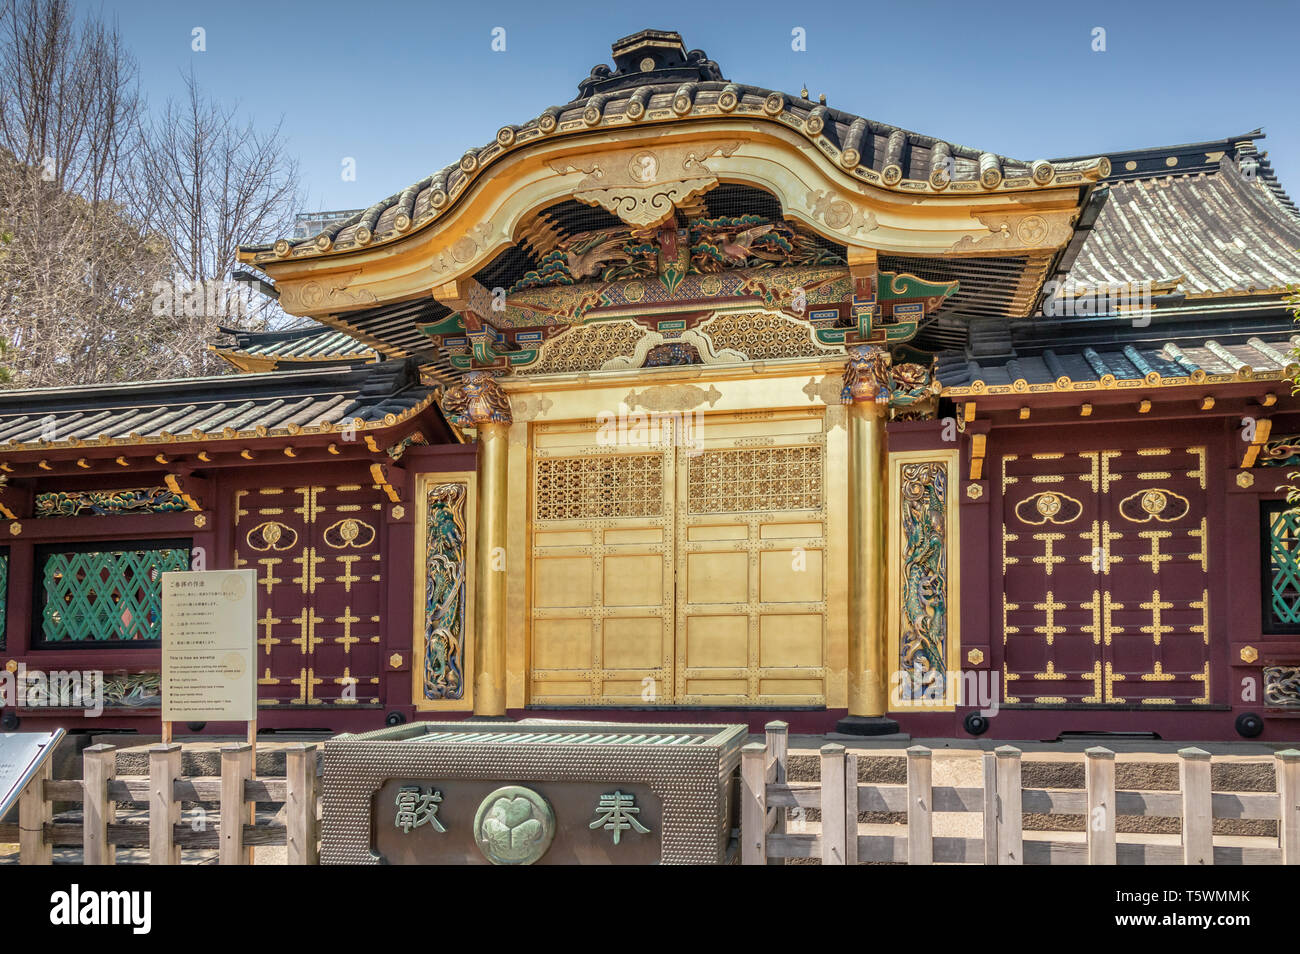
(160, 569), (256, 723)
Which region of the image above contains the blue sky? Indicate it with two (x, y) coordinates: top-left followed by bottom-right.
(98, 0), (1300, 218)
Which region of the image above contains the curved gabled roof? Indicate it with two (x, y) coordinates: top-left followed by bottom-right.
(241, 29), (1107, 265)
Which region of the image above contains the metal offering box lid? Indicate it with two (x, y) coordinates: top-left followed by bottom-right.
(332, 718), (747, 752)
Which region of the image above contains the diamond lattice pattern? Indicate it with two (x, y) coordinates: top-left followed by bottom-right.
(41, 547), (189, 642)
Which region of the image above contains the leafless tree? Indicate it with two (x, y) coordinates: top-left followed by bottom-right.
(134, 68), (301, 329)
(0, 1), (302, 388)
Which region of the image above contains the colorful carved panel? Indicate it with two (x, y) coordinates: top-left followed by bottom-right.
(234, 484), (385, 707)
(1000, 447), (1210, 705)
(0, 549), (7, 650)
(37, 545), (190, 644)
(35, 488), (188, 517)
(414, 474), (475, 711)
(888, 453), (958, 707)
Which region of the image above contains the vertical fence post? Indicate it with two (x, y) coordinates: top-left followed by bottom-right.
(764, 721), (788, 866)
(18, 758), (52, 865)
(906, 745), (933, 865)
(1277, 750), (1300, 865)
(286, 744), (319, 865)
(83, 744), (116, 866)
(1085, 746), (1116, 865)
(982, 751), (998, 865)
(820, 744), (846, 865)
(220, 743), (253, 866)
(740, 741), (767, 865)
(995, 745), (1022, 865)
(149, 743), (182, 866)
(844, 752), (859, 865)
(1179, 746), (1213, 865)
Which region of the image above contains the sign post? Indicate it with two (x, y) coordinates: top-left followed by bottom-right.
(160, 568), (258, 746)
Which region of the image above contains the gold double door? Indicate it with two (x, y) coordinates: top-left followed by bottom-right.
(529, 409), (829, 707)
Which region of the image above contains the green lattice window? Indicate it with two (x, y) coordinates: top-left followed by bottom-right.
(35, 541), (190, 646)
(1263, 503), (1300, 634)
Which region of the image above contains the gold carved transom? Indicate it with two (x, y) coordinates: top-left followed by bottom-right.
(687, 445), (823, 514)
(699, 310), (840, 361)
(533, 453), (664, 520)
(519, 320), (644, 375)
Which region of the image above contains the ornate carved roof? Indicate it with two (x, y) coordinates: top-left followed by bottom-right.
(240, 30), (1107, 265)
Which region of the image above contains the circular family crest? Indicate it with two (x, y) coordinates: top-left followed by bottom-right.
(473, 786), (555, 865)
(221, 573), (247, 602)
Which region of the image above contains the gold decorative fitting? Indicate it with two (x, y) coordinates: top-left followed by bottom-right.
(538, 112), (558, 134)
(460, 151), (479, 173)
(1262, 393), (1278, 407)
(194, 513), (207, 529)
(1138, 400), (1152, 414)
(1200, 396), (1215, 410)
(625, 100), (644, 120)
(273, 239), (291, 258)
(966, 483), (983, 500)
(389, 653), (404, 670)
(1019, 407), (1030, 420)
(671, 94), (691, 115)
(354, 226), (372, 246)
(840, 148), (860, 170)
(929, 167), (950, 190)
(718, 89), (738, 111)
(582, 105), (601, 125)
(240, 449), (255, 460)
(1031, 160), (1055, 185)
(393, 213), (411, 233)
(762, 92), (784, 116)
(391, 504), (405, 520)
(967, 648), (985, 665)
(969, 433), (987, 481)
(76, 458), (89, 469)
(8, 521), (20, 535)
(1080, 403), (1093, 417)
(4, 660), (15, 673)
(1236, 471), (1255, 488)
(1240, 645), (1258, 664)
(328, 443), (340, 455)
(881, 163), (903, 186)
(115, 456), (129, 466)
(314, 233), (332, 252)
(38, 460), (51, 471)
(430, 189), (448, 209)
(496, 126), (515, 147)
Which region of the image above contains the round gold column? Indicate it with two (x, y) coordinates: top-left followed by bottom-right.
(473, 420), (509, 716)
(839, 346), (899, 735)
(440, 371), (513, 718)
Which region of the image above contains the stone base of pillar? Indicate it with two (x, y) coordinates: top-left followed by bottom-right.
(834, 715), (901, 736)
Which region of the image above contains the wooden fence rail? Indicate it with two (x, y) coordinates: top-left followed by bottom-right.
(741, 722), (1300, 865)
(1, 742), (319, 865)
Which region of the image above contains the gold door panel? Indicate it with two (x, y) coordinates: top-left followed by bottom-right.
(529, 423), (674, 705)
(528, 409), (827, 707)
(676, 411), (828, 706)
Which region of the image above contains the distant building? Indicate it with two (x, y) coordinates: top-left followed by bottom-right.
(290, 209), (364, 241)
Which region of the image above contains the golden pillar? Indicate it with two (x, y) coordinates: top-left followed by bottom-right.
(440, 371), (512, 717)
(839, 346), (898, 734)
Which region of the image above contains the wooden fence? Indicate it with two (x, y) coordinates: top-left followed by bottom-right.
(0, 742), (319, 865)
(741, 722), (1300, 865)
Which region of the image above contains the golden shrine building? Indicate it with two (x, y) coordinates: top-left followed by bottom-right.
(2, 30), (1300, 741)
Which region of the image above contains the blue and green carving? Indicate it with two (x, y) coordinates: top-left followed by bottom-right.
(0, 549), (7, 650)
(423, 483), (468, 700)
(35, 488), (187, 518)
(898, 461), (949, 700)
(1267, 506), (1300, 625)
(40, 546), (189, 643)
(102, 671), (163, 708)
